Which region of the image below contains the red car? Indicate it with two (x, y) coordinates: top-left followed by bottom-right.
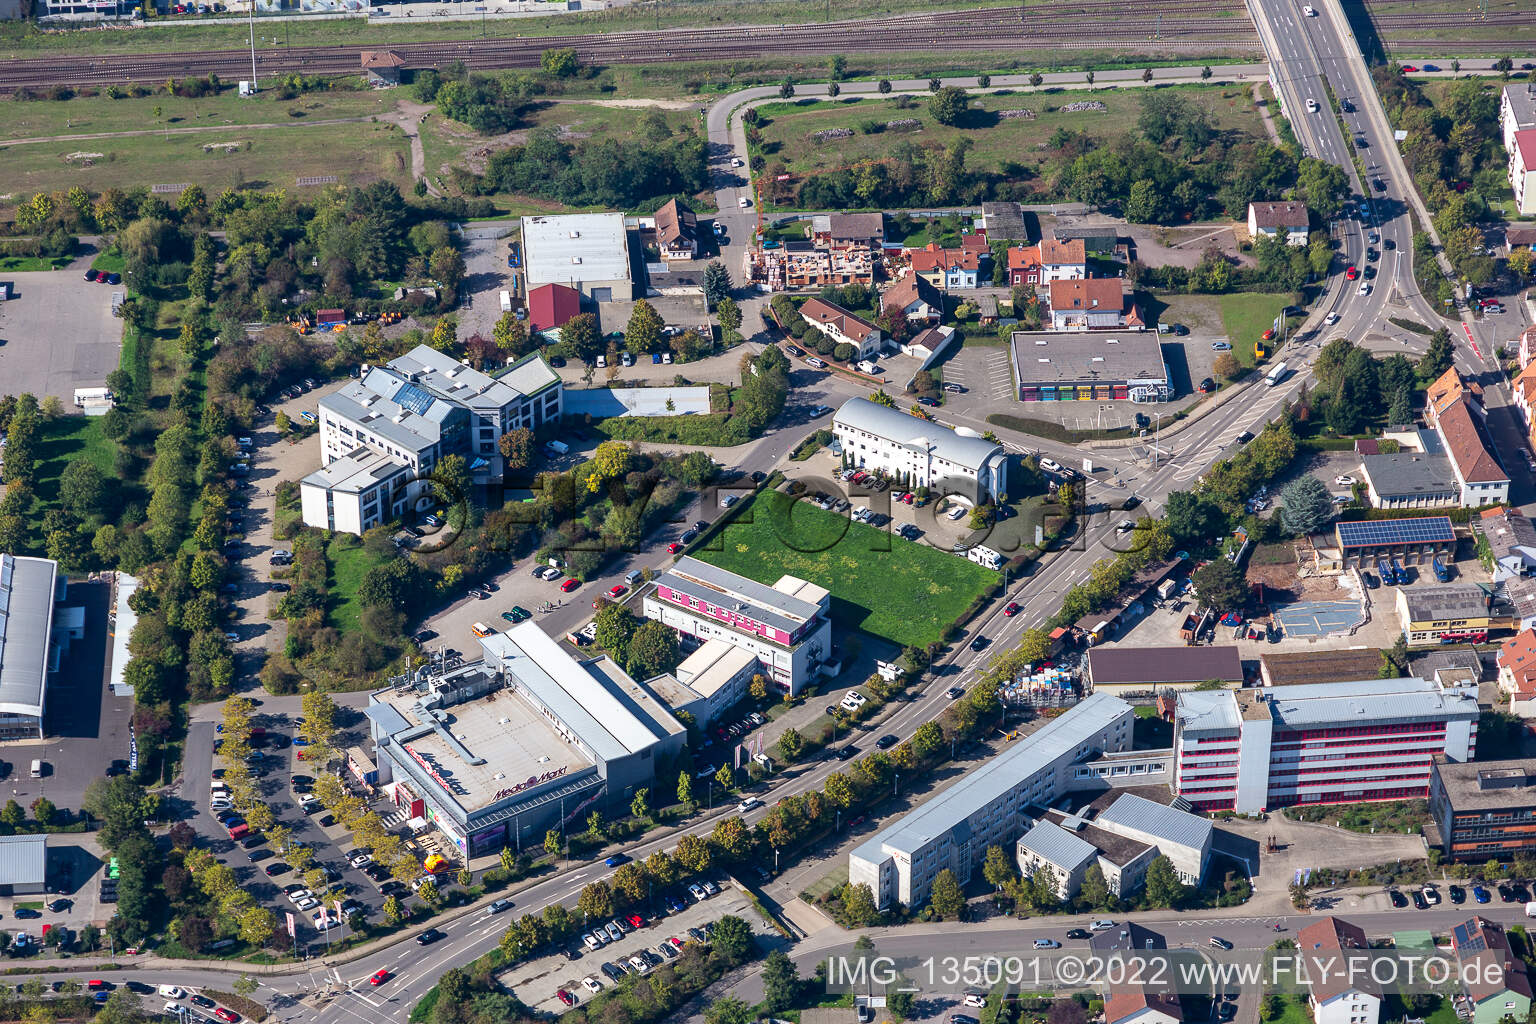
(557, 989), (576, 1007)
(214, 1009), (240, 1023)
(1003, 602), (1022, 617)
(902, 492), (914, 504)
(1261, 328), (1275, 341)
(1400, 64), (1418, 72)
(560, 578), (579, 593)
(1345, 266), (1358, 280)
(625, 913), (644, 929)
(667, 542), (683, 554)
(369, 969), (390, 987)
(608, 585), (627, 599)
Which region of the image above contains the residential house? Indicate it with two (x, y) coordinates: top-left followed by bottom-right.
(1450, 917), (1533, 1024)
(799, 298), (884, 359)
(527, 283), (583, 335)
(652, 199), (697, 261)
(810, 212), (885, 251)
(880, 274), (943, 324)
(1518, 324), (1536, 370)
(1007, 245), (1042, 286)
(744, 244), (875, 290)
(1048, 278), (1144, 331)
(1426, 367), (1484, 424)
(1481, 506), (1536, 583)
(1040, 238), (1088, 282)
(909, 244), (981, 290)
(1512, 360), (1536, 447)
(360, 50), (406, 86)
(1435, 396), (1510, 507)
(1247, 201), (1310, 246)
(1513, 129), (1536, 216)
(1497, 628), (1536, 717)
(1296, 917), (1380, 1024)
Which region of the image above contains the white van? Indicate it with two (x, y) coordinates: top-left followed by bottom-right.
(967, 545), (1004, 570)
(625, 569), (644, 586)
(29, 760), (42, 779)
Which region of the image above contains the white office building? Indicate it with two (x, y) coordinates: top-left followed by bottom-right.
(301, 346), (561, 534)
(832, 397), (1007, 504)
(848, 693), (1135, 910)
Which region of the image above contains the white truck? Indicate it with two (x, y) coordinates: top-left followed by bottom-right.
(1264, 361), (1289, 387)
(1526, 901), (1536, 918)
(967, 545), (1004, 570)
(499, 290), (512, 313)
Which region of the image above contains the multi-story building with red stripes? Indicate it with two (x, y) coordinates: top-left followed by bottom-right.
(1172, 678), (1479, 814)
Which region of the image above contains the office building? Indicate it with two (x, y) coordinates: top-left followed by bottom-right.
(1395, 584), (1506, 645)
(640, 639), (760, 728)
(848, 693), (1135, 910)
(301, 345), (561, 534)
(641, 556), (832, 696)
(1428, 757), (1536, 862)
(1016, 792), (1210, 901)
(1359, 451), (1461, 509)
(1296, 917), (1379, 1024)
(832, 396), (1008, 504)
(520, 213), (633, 301)
(1011, 330), (1169, 403)
(365, 622), (683, 859)
(1172, 677), (1480, 813)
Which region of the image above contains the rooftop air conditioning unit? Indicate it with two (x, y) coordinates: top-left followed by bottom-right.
(571, 257), (583, 264)
(569, 231), (581, 238)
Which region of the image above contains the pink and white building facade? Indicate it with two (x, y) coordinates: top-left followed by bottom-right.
(641, 556), (833, 695)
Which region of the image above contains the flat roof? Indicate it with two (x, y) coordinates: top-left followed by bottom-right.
(391, 344), (558, 409)
(301, 446), (408, 495)
(322, 377), (454, 454)
(1361, 451), (1459, 500)
(1097, 792), (1212, 852)
(1041, 808), (1153, 867)
(0, 555), (58, 718)
(0, 833), (46, 886)
(833, 396), (1003, 473)
(373, 670), (587, 815)
(1229, 676), (1480, 730)
(480, 621), (667, 762)
(521, 213), (632, 287)
(1433, 756), (1536, 810)
(1400, 583), (1492, 621)
(852, 693), (1132, 861)
(1260, 649), (1385, 687)
(1011, 331), (1167, 387)
(582, 656), (687, 743)
(1088, 645), (1241, 687)
(658, 556), (824, 637)
(675, 639), (759, 699)
(1335, 517), (1456, 549)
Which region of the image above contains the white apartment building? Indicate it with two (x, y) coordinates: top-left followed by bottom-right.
(1501, 83), (1536, 159)
(848, 693), (1135, 910)
(301, 346), (561, 534)
(832, 397), (1007, 504)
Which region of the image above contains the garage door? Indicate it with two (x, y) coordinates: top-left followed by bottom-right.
(590, 288), (611, 302)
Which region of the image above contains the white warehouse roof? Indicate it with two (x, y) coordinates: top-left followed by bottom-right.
(521, 213), (632, 288)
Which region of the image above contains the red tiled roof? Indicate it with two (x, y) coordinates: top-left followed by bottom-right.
(528, 283), (582, 333)
(360, 49), (407, 68)
(1048, 277), (1126, 312)
(1297, 917), (1375, 1003)
(881, 275), (942, 317)
(653, 198), (696, 250)
(1105, 989), (1183, 1024)
(800, 297), (878, 338)
(1040, 237), (1086, 265)
(1516, 129), (1536, 173)
(910, 244), (980, 273)
(1437, 396), (1507, 485)
(960, 233), (988, 252)
(1499, 629), (1536, 698)
(1427, 366), (1481, 417)
(1008, 245), (1041, 271)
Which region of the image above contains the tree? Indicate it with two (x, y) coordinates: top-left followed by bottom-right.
(544, 829), (561, 859)
(540, 47), (579, 77)
(1145, 854), (1186, 908)
(778, 80), (795, 100)
(710, 914), (754, 963)
(776, 726), (804, 762)
(702, 261), (731, 308)
(675, 832), (711, 873)
(761, 949), (800, 1012)
(630, 788), (650, 820)
(30, 797), (55, 826)
(429, 316), (457, 355)
(840, 881), (879, 926)
(428, 246), (466, 295)
(563, 312), (602, 364)
(1124, 178), (1164, 223)
(1142, 67), (1153, 82)
(982, 844), (1016, 895)
(1201, 65), (1213, 79)
(712, 815), (754, 860)
(928, 77), (942, 92)
(498, 427), (535, 471)
(829, 54), (847, 81)
(492, 311), (530, 357)
(1192, 558), (1247, 613)
(929, 868), (966, 919)
(1419, 328), (1455, 382)
(1080, 862), (1111, 909)
(577, 880), (613, 920)
(1165, 490), (1225, 544)
(878, 79), (893, 94)
(929, 86), (969, 126)
(626, 299), (665, 355)
(1280, 475), (1333, 536)
(625, 620), (678, 679)
(383, 895), (405, 924)
(706, 998), (755, 1024)
(1213, 352), (1241, 380)
(59, 462), (108, 520)
(0, 800), (23, 827)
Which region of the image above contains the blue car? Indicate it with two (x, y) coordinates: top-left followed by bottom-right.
(1473, 886), (1490, 904)
(651, 353), (662, 364)
(604, 854), (629, 868)
(95, 993), (111, 1004)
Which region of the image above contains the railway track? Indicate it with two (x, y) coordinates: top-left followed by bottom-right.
(0, 1), (1257, 90)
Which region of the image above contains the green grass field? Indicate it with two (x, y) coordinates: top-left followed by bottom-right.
(327, 538), (388, 634)
(0, 256), (70, 271)
(1, 114), (411, 204)
(696, 490), (999, 648)
(753, 83), (1267, 194)
(1216, 292), (1293, 368)
(34, 415), (116, 509)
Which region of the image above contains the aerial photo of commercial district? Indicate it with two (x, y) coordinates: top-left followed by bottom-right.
(0, 0), (1533, 1022)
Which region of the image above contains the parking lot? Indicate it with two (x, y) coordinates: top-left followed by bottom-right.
(0, 265), (123, 405)
(499, 881), (774, 1014)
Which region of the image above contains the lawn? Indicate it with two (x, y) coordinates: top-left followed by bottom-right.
(0, 255), (70, 271)
(695, 490), (1000, 648)
(0, 113), (411, 198)
(1264, 994), (1313, 1024)
(327, 537), (388, 634)
(1216, 292), (1294, 368)
(34, 415), (115, 508)
(752, 83), (1268, 203)
(0, 87), (397, 143)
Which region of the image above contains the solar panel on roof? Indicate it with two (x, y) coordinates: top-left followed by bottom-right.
(1453, 921), (1488, 954)
(394, 383), (436, 415)
(1336, 517), (1455, 548)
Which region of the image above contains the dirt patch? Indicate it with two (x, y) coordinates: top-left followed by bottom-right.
(1249, 558), (1346, 605)
(63, 151), (104, 161)
(201, 141), (243, 152)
